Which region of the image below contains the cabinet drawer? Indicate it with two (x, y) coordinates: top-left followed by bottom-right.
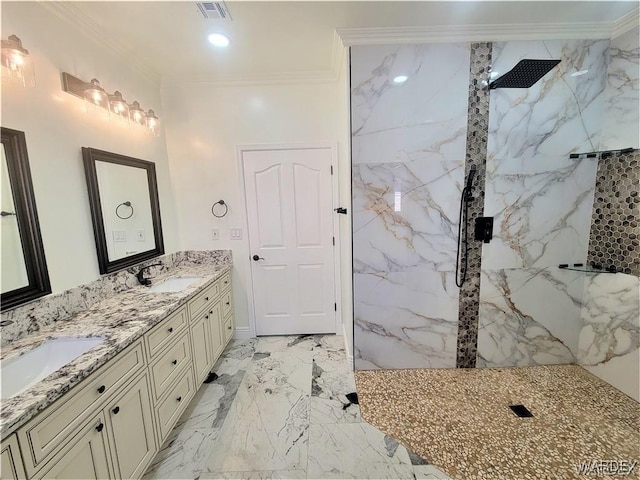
(188, 282), (219, 318)
(221, 289), (233, 319)
(150, 331), (191, 400)
(155, 368), (195, 442)
(145, 307), (188, 360)
(17, 340), (145, 475)
(219, 271), (231, 292)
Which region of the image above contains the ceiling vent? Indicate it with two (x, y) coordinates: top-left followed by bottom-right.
(196, 2), (232, 20)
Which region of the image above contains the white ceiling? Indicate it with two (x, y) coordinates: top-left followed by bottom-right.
(45, 1), (639, 85)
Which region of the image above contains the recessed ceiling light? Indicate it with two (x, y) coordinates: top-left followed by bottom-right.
(571, 70), (589, 77)
(393, 75), (408, 84)
(208, 33), (230, 47)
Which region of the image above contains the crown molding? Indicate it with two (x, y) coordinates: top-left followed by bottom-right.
(337, 22), (616, 46)
(613, 7), (639, 38)
(38, 1), (161, 86)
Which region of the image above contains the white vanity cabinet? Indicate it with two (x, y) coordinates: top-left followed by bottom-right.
(187, 275), (229, 386)
(35, 373), (156, 480)
(17, 340), (147, 477)
(32, 412), (112, 480)
(1, 435), (27, 480)
(144, 308), (196, 445)
(220, 271), (234, 344)
(3, 267), (235, 480)
(103, 373), (156, 479)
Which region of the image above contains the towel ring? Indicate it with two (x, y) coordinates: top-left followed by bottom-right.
(116, 201), (134, 219)
(211, 200), (228, 218)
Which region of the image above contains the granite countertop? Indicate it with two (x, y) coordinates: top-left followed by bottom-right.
(0, 263), (231, 438)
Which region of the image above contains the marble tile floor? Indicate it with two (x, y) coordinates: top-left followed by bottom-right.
(143, 335), (451, 480)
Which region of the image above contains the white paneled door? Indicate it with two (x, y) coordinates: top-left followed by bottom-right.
(242, 146), (336, 335)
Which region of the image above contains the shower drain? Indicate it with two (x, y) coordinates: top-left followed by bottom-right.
(509, 404), (534, 417)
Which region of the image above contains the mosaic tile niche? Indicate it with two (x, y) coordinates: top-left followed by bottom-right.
(587, 150), (639, 276)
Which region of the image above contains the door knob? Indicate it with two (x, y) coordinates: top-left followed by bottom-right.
(252, 255), (265, 261)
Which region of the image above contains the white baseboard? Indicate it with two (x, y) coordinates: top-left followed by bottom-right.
(342, 323), (354, 370)
(234, 326), (253, 340)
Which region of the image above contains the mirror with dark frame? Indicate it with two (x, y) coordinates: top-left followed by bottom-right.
(82, 148), (164, 274)
(1, 127), (51, 310)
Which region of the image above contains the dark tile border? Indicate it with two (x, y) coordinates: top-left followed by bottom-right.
(456, 42), (492, 368)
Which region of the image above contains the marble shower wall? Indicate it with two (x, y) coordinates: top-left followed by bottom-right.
(600, 26), (640, 150)
(478, 39), (610, 367)
(351, 43), (470, 369)
(578, 272), (640, 401)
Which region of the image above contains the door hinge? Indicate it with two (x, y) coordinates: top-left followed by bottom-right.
(334, 303), (337, 311)
(330, 165), (333, 175)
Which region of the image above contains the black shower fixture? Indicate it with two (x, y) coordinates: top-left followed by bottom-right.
(489, 59), (561, 89)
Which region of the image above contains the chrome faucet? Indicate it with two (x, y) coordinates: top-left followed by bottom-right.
(136, 263), (163, 286)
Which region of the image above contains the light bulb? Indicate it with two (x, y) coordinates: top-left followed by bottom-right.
(208, 33), (230, 47)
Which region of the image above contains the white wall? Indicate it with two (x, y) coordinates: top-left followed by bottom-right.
(1, 2), (180, 293)
(162, 70), (352, 338)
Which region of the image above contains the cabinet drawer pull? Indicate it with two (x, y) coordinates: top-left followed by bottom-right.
(227, 325), (232, 330)
(224, 280), (228, 284)
(97, 385), (106, 394)
(168, 327), (173, 333)
(112, 406), (120, 415)
(172, 359), (178, 365)
(96, 422), (104, 432)
(209, 310), (213, 314)
(177, 396), (182, 402)
(205, 315), (209, 319)
(226, 301), (230, 306)
(205, 296), (209, 301)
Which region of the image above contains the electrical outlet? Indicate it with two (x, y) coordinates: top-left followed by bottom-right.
(230, 228), (242, 240)
(212, 229), (220, 240)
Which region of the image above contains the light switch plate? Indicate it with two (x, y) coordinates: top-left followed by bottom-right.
(113, 230), (126, 242)
(230, 228), (242, 240)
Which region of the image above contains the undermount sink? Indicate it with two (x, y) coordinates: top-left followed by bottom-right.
(146, 276), (202, 293)
(1, 336), (106, 399)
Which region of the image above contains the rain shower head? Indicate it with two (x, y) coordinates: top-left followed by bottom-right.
(489, 59), (561, 90)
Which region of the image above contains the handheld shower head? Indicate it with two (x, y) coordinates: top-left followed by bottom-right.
(466, 166), (477, 191)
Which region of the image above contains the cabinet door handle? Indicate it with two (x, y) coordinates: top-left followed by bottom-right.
(177, 396), (182, 402)
(205, 315), (209, 319)
(205, 297), (209, 301)
(227, 325), (232, 330)
(226, 301), (230, 306)
(209, 310), (213, 314)
(96, 422), (104, 432)
(172, 359), (178, 365)
(112, 406), (120, 415)
(97, 385), (106, 394)
(168, 327), (173, 333)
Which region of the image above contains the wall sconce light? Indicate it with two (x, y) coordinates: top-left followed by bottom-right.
(1, 34), (35, 87)
(108, 90), (129, 121)
(146, 109), (160, 137)
(129, 101), (146, 126)
(83, 78), (109, 116)
(61, 72), (160, 135)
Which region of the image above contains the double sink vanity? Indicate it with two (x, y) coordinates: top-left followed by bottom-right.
(0, 260), (234, 479)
